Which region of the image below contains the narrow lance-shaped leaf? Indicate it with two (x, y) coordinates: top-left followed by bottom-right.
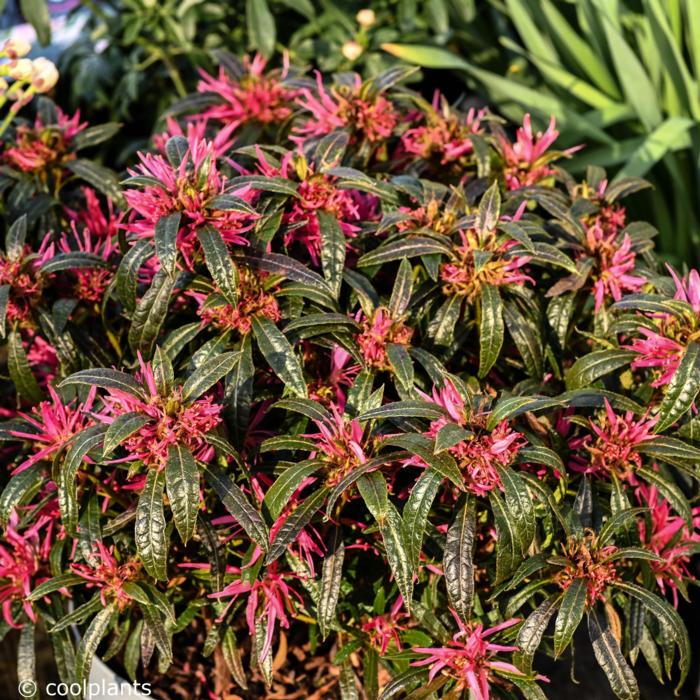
(318, 527), (344, 639)
(317, 210), (345, 299)
(403, 469), (443, 568)
(135, 469), (168, 580)
(154, 213), (181, 277)
(587, 608), (640, 700)
(182, 350), (241, 402)
(128, 270), (175, 359)
(203, 464), (268, 549)
(478, 284), (504, 378)
(252, 315), (308, 398)
(76, 604), (117, 684)
(553, 577), (587, 657)
(8, 330), (42, 403)
(197, 225), (239, 305)
(102, 413), (149, 457)
(444, 496), (476, 622)
(476, 181), (501, 234)
(17, 621), (37, 700)
(165, 445), (199, 543)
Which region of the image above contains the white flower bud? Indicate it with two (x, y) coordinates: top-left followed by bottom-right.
(8, 58), (33, 81)
(3, 38), (31, 59)
(356, 9), (376, 28)
(31, 58), (59, 92)
(342, 40), (364, 62)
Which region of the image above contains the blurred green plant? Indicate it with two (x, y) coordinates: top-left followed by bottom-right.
(384, 0), (700, 264)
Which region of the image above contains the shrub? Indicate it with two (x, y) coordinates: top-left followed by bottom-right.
(1, 49), (699, 700)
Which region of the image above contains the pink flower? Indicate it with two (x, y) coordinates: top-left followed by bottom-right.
(555, 534), (619, 605)
(626, 267), (700, 386)
(294, 72), (399, 144)
(568, 400), (657, 480)
(440, 206), (533, 302)
(153, 117), (236, 159)
(306, 404), (373, 486)
(306, 345), (359, 412)
(99, 356), (222, 469)
(10, 385), (97, 474)
(3, 108), (87, 173)
(188, 267), (281, 335)
(70, 541), (141, 611)
(498, 115), (579, 190)
(210, 562), (303, 662)
(0, 513), (49, 627)
(636, 483), (700, 607)
(401, 93), (485, 165)
(412, 614), (533, 700)
(65, 187), (124, 241)
(124, 135), (256, 269)
(59, 221), (116, 302)
(196, 54), (297, 131)
(419, 381), (526, 496)
(362, 596), (409, 654)
(254, 150), (362, 265)
(355, 307), (413, 370)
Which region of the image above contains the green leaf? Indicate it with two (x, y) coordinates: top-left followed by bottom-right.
(116, 240), (153, 313)
(565, 349), (635, 390)
(273, 397), (331, 423)
(636, 465), (692, 527)
(135, 469), (168, 580)
(182, 351), (241, 402)
(318, 527), (344, 639)
(444, 497), (475, 622)
(403, 469), (442, 569)
(231, 175), (298, 197)
(0, 464), (43, 527)
(387, 343), (414, 392)
(60, 425), (107, 534)
(222, 628), (248, 689)
(382, 433), (462, 488)
(434, 423), (471, 453)
(41, 252), (109, 274)
(655, 342), (700, 432)
(517, 596), (561, 670)
(246, 0), (276, 58)
(165, 445), (199, 543)
(376, 503), (414, 614)
(102, 412), (149, 457)
(476, 181), (501, 234)
(265, 487), (328, 564)
(478, 285), (504, 377)
(76, 604), (116, 684)
(357, 472), (389, 522)
(252, 315), (307, 397)
(358, 237), (451, 267)
(72, 122), (122, 150)
(60, 368), (145, 399)
(317, 210), (345, 299)
(487, 395), (563, 429)
(554, 578), (587, 657)
(0, 285), (9, 339)
(50, 595), (103, 633)
(27, 574), (84, 601)
(197, 225), (239, 305)
(388, 258), (413, 318)
(491, 491), (520, 583)
(360, 400), (445, 422)
(141, 604), (173, 666)
(66, 159), (124, 206)
(5, 214), (27, 260)
(612, 581), (689, 691)
(499, 467), (535, 555)
(262, 461), (322, 520)
(203, 464), (268, 549)
(17, 622), (37, 700)
(587, 608), (640, 700)
(152, 346), (174, 396)
(637, 436), (700, 467)
(128, 270), (175, 359)
(8, 331), (42, 403)
(19, 0), (50, 45)
(165, 136), (188, 168)
(315, 131), (349, 171)
(154, 213), (181, 276)
(242, 252), (330, 291)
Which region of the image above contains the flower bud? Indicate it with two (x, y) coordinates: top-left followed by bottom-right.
(8, 59), (33, 82)
(342, 40), (364, 62)
(3, 37), (31, 59)
(356, 9), (376, 28)
(31, 58), (59, 92)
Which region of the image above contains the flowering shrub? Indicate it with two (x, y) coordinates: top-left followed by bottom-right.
(1, 54), (699, 700)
